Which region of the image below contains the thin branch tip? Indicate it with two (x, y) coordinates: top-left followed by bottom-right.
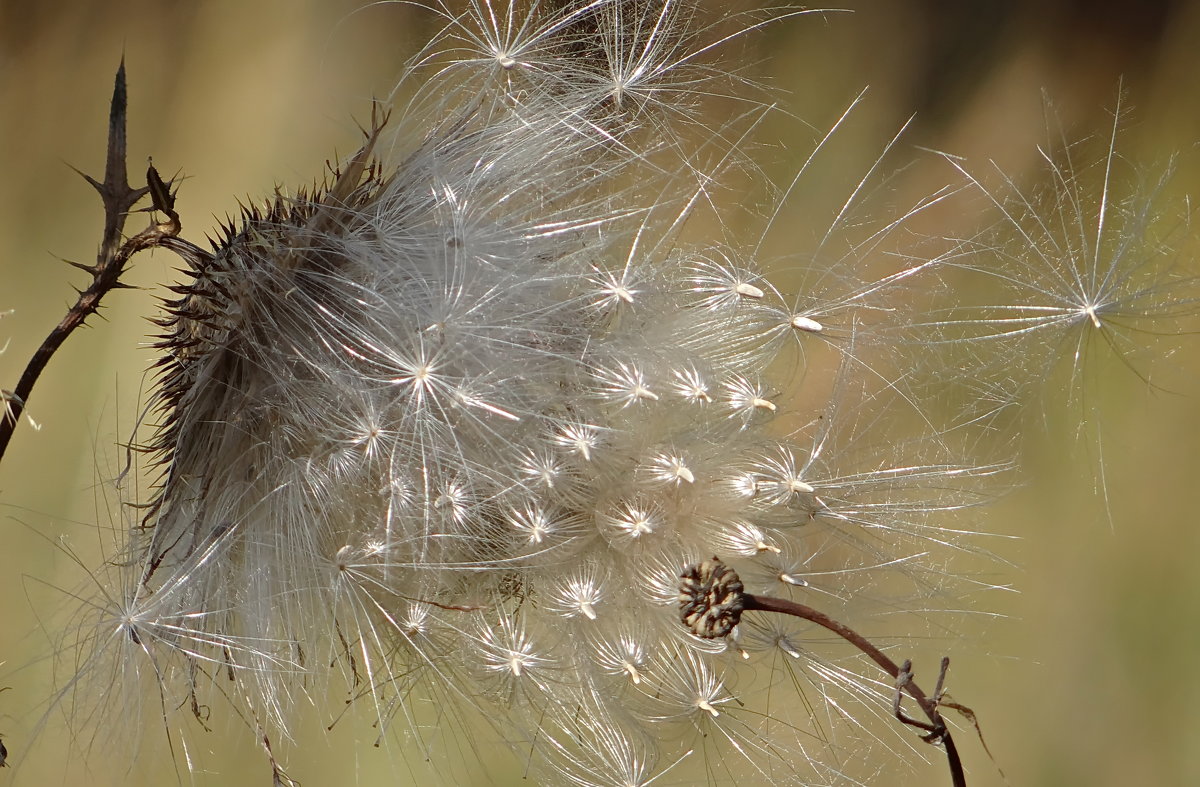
(0, 60), (194, 461)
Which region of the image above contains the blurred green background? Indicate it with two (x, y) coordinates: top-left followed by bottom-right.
(2, 1), (1200, 785)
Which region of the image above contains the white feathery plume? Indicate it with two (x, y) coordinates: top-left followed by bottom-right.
(37, 3), (1187, 786)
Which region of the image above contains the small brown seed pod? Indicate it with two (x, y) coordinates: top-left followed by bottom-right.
(679, 557), (745, 639)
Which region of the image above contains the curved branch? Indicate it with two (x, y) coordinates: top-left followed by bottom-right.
(742, 592), (966, 787)
(679, 557), (967, 787)
(0, 62), (200, 462)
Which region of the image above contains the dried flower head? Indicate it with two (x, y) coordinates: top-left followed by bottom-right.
(678, 557), (745, 638)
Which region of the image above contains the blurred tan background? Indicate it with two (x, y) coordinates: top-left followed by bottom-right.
(2, 1), (1200, 785)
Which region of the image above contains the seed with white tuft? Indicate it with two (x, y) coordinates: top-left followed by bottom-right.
(671, 365), (713, 404)
(550, 569), (607, 620)
(790, 314), (824, 333)
(556, 422), (601, 461)
(734, 281), (765, 299)
(647, 452), (695, 485)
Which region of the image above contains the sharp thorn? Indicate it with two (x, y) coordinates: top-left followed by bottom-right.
(63, 260), (100, 274)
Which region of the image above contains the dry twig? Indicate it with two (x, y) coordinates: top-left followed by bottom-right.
(680, 557), (969, 787)
(0, 62), (203, 462)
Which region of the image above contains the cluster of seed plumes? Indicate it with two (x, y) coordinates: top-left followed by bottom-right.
(55, 3), (1056, 785)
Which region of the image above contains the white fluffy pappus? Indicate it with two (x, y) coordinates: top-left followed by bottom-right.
(38, 2), (1030, 785)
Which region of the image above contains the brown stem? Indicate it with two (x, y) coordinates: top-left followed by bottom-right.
(0, 62), (195, 462)
(742, 592), (966, 787)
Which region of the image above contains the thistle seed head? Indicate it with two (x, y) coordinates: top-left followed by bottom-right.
(33, 2), (1133, 785)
